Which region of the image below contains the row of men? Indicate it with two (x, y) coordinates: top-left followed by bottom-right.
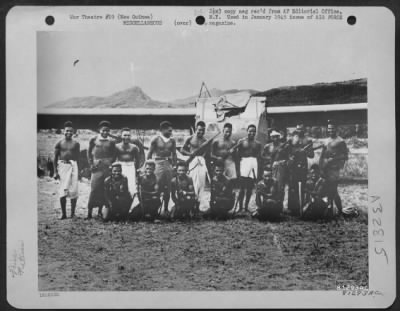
(53, 119), (349, 220)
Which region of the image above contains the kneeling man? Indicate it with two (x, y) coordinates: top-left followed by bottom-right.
(170, 162), (196, 220)
(103, 163), (132, 221)
(302, 164), (329, 220)
(134, 160), (162, 221)
(209, 160), (235, 220)
(253, 167), (282, 221)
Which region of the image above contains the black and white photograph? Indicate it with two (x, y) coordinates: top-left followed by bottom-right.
(6, 6), (395, 308)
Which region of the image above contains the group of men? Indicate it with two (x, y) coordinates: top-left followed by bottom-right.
(53, 118), (350, 222)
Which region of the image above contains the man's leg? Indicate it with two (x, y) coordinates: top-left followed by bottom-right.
(70, 198), (77, 218)
(86, 205), (93, 219)
(333, 182), (343, 214)
(288, 178), (299, 215)
(60, 197), (67, 220)
(244, 178), (253, 211)
(238, 177), (246, 211)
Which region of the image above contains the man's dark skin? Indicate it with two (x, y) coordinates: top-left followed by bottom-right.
(181, 124), (207, 156)
(320, 124), (348, 214)
(147, 124), (177, 212)
(287, 125), (314, 214)
(54, 125), (80, 219)
(237, 126), (262, 211)
(86, 125), (117, 219)
(109, 131), (145, 168)
(210, 126), (236, 162)
(116, 130), (140, 170)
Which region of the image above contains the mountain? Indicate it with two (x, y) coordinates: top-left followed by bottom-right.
(46, 86), (183, 109)
(45, 79), (367, 109)
(254, 78), (367, 107)
(46, 86), (260, 109)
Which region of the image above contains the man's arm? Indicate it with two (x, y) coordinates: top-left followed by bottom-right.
(171, 139), (177, 167)
(131, 138), (146, 168)
(181, 136), (192, 156)
(87, 138), (95, 168)
(305, 139), (315, 159)
(170, 178), (178, 203)
(74, 142), (80, 168)
(132, 147), (140, 170)
(147, 137), (156, 160)
(261, 144), (271, 161)
(186, 178), (196, 196)
(110, 141), (117, 163)
(104, 178), (112, 207)
(53, 141), (61, 179)
(255, 184), (262, 206)
(210, 140), (222, 161)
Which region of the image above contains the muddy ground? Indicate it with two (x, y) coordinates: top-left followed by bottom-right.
(38, 178), (368, 291)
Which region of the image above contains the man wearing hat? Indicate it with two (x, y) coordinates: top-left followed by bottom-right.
(262, 129), (290, 202)
(86, 120), (117, 219)
(287, 123), (314, 216)
(53, 121), (80, 219)
(147, 121), (177, 214)
(319, 121), (349, 216)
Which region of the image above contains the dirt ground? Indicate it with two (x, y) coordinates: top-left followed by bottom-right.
(38, 177), (368, 291)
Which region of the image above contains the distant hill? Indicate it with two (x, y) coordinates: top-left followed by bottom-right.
(46, 86), (185, 109)
(255, 78), (367, 107)
(45, 79), (367, 109)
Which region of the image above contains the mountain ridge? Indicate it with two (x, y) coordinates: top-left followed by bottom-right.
(44, 78), (367, 109)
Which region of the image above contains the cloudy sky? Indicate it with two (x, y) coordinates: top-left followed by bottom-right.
(37, 21), (367, 108)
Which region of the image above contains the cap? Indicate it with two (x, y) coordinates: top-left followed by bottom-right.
(99, 120), (111, 128)
(270, 130), (281, 137)
(64, 121), (73, 128)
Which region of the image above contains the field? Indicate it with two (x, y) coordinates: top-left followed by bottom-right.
(38, 178), (368, 291)
(38, 131), (368, 291)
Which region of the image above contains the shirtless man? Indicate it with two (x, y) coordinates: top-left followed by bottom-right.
(108, 131), (145, 169)
(319, 121), (349, 215)
(262, 130), (290, 201)
(236, 124), (262, 212)
(210, 123), (237, 179)
(87, 120), (117, 219)
(147, 121), (177, 213)
(181, 121), (209, 212)
(54, 121), (80, 219)
(115, 128), (140, 198)
(287, 124), (314, 216)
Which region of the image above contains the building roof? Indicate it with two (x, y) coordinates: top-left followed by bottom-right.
(265, 103), (367, 114)
(39, 108), (197, 116)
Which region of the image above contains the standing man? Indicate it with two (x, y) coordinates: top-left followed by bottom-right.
(319, 121), (349, 215)
(287, 124), (314, 216)
(87, 120), (117, 219)
(147, 121), (177, 214)
(236, 124), (262, 212)
(262, 130), (290, 201)
(181, 121), (209, 212)
(210, 123), (237, 179)
(108, 131), (145, 169)
(115, 127), (140, 199)
(53, 121), (80, 219)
